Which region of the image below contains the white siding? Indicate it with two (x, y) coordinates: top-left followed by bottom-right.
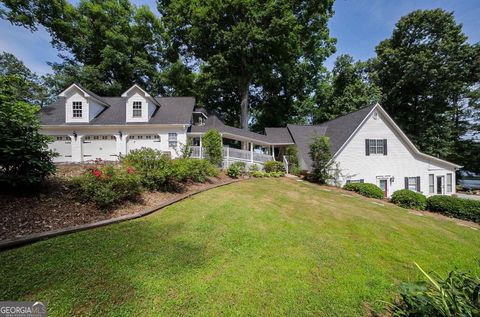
(335, 110), (456, 197)
(125, 92), (150, 123)
(65, 90), (89, 123)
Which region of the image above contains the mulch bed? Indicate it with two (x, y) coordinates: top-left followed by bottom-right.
(0, 165), (233, 241)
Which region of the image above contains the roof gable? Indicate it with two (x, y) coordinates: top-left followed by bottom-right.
(58, 83), (110, 107)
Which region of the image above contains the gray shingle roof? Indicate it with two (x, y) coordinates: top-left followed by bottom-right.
(264, 127), (294, 144)
(189, 114), (273, 144)
(38, 96), (196, 125)
(287, 104), (376, 170)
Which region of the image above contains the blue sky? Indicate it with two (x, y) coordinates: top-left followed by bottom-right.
(0, 0), (479, 75)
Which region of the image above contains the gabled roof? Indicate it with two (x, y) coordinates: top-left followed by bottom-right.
(287, 104), (461, 170)
(38, 96), (195, 125)
(58, 83), (111, 107)
(121, 84), (161, 107)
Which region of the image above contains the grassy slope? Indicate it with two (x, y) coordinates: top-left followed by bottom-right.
(1, 178), (479, 316)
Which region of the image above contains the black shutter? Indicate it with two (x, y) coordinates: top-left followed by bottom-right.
(416, 176), (421, 192)
(383, 139), (387, 155)
(404, 177), (409, 189)
(365, 139), (370, 156)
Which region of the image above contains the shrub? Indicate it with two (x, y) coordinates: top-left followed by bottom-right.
(391, 189), (427, 210)
(427, 195), (480, 223)
(343, 182), (384, 199)
(202, 129), (223, 166)
(251, 171), (285, 178)
(0, 77), (56, 189)
(285, 145), (299, 169)
(309, 136), (333, 184)
(389, 263), (480, 316)
(122, 149), (219, 191)
(70, 165), (142, 209)
(264, 161), (285, 173)
(249, 164), (260, 173)
(227, 164), (242, 178)
(290, 165), (302, 176)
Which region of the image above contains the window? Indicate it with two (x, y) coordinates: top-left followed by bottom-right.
(132, 101), (142, 118)
(56, 136), (64, 141)
(169, 141), (177, 148)
(368, 139), (384, 155)
(446, 173), (452, 192)
(429, 174), (434, 194)
(153, 135), (160, 139)
(168, 133), (177, 141)
(407, 177), (418, 191)
(346, 179), (364, 184)
(72, 101), (83, 118)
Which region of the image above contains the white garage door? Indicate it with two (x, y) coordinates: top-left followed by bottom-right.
(83, 135), (117, 161)
(127, 134), (161, 153)
(48, 135), (72, 163)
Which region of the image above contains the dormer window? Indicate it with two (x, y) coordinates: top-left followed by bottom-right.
(72, 101), (83, 118)
(132, 101), (142, 118)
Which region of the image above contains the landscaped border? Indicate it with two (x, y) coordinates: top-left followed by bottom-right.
(0, 179), (240, 251)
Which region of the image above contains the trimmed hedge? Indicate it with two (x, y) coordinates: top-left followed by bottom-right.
(251, 171), (285, 178)
(391, 189), (427, 210)
(427, 195), (480, 224)
(343, 182), (384, 199)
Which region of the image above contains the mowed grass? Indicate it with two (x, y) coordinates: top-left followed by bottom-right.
(1, 179), (479, 316)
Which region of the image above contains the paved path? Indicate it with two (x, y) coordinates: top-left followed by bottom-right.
(457, 193), (480, 201)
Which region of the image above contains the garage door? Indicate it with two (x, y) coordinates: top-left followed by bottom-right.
(127, 134), (161, 153)
(83, 135), (117, 161)
(48, 135), (72, 163)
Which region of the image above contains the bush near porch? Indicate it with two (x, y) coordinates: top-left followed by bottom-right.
(427, 195), (480, 224)
(391, 189), (427, 210)
(343, 182), (384, 199)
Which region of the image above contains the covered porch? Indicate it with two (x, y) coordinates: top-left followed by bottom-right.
(188, 133), (276, 166)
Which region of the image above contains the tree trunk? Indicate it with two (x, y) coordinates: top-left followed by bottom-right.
(239, 82), (249, 130)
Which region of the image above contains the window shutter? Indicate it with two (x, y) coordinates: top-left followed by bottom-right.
(383, 139), (387, 155)
(365, 139), (370, 156)
(416, 176), (421, 192)
(404, 177), (408, 189)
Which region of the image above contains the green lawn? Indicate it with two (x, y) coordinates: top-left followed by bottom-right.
(1, 179), (479, 316)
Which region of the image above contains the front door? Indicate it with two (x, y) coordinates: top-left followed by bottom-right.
(379, 179), (388, 198)
(436, 176), (444, 195)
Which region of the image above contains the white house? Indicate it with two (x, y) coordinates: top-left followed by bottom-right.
(39, 83), (461, 198)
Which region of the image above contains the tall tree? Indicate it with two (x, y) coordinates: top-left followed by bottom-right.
(0, 52), (48, 106)
(314, 54), (381, 123)
(372, 9), (480, 160)
(158, 0), (336, 130)
(1, 0), (170, 96)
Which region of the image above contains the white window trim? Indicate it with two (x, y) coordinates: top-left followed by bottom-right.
(72, 101), (83, 118)
(408, 177), (418, 192)
(132, 101), (142, 118)
(369, 139), (384, 155)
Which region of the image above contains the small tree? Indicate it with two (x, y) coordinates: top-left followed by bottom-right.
(309, 136), (333, 184)
(202, 129), (223, 166)
(178, 139), (193, 158)
(285, 145), (299, 169)
(0, 76), (56, 188)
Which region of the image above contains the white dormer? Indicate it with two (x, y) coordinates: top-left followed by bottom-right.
(59, 84), (107, 123)
(122, 85), (158, 123)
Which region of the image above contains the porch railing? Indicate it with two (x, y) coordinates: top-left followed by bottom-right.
(190, 145), (273, 163)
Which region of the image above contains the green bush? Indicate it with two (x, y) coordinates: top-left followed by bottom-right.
(227, 163), (242, 178)
(122, 149), (219, 191)
(202, 129), (223, 166)
(264, 161), (285, 173)
(248, 163), (260, 173)
(427, 195), (480, 223)
(0, 77), (56, 189)
(389, 263), (480, 316)
(309, 136), (333, 184)
(290, 165), (302, 176)
(343, 182), (384, 199)
(251, 171), (285, 178)
(70, 165), (142, 209)
(391, 189), (427, 210)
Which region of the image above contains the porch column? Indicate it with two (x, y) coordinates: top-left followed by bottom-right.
(69, 134), (84, 163)
(199, 136), (202, 158)
(250, 142), (254, 163)
(271, 145), (275, 160)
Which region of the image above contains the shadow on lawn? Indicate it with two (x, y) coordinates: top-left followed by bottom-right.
(0, 219), (212, 314)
